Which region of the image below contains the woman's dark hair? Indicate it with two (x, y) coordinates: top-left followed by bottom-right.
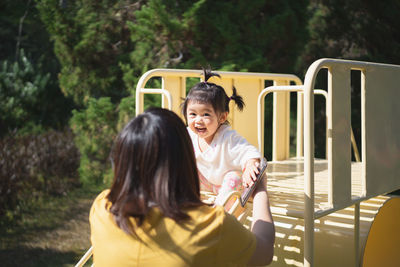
(107, 107), (203, 236)
(181, 68), (245, 122)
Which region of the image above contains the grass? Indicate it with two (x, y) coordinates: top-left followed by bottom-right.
(0, 184), (106, 267)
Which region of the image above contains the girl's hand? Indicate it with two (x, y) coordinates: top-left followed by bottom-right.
(242, 158), (260, 187)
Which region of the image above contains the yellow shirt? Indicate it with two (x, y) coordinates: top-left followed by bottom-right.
(90, 190), (256, 267)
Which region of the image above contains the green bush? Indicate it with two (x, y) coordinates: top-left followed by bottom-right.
(0, 129), (80, 218)
(117, 96), (136, 131)
(70, 97), (118, 185)
(69, 96), (144, 186)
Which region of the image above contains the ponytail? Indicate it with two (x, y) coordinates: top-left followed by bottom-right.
(230, 86), (244, 111)
(203, 68), (221, 82)
(182, 67), (245, 120)
(203, 68), (245, 112)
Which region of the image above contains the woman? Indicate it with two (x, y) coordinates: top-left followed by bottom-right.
(89, 107), (275, 266)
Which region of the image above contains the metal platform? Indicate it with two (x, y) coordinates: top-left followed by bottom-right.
(267, 157), (364, 217)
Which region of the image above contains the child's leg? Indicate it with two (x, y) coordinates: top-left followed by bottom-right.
(198, 171), (220, 194)
(198, 171), (220, 203)
(214, 171), (243, 207)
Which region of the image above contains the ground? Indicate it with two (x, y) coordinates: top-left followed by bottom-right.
(0, 186), (100, 267)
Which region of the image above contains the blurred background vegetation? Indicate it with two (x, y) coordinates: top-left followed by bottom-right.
(1, 1), (399, 263)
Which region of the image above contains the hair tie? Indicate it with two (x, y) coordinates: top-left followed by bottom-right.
(229, 96), (233, 101)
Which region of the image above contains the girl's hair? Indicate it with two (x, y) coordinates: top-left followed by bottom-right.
(107, 107), (203, 236)
(181, 68), (245, 121)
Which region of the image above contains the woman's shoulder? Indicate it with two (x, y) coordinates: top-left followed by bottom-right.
(187, 205), (226, 222)
(180, 205), (228, 232)
(186, 205), (256, 263)
(91, 189), (111, 211)
(186, 205), (246, 231)
(94, 189), (110, 202)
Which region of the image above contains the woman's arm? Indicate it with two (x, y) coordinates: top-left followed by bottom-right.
(247, 177), (275, 266)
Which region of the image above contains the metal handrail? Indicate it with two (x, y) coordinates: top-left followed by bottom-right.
(74, 246), (93, 267)
(135, 68), (302, 116)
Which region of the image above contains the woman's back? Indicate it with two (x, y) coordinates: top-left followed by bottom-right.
(89, 108), (274, 266)
(90, 190), (256, 267)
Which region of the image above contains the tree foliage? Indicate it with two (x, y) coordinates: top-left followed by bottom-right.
(0, 50), (49, 135)
(296, 0), (400, 158)
(69, 95), (138, 185)
(0, 0), (74, 136)
(185, 0), (309, 73)
(37, 0), (310, 101)
(36, 0), (138, 105)
(2, 0), (400, 185)
(69, 97), (117, 184)
(297, 0), (400, 72)
(125, 0), (309, 73)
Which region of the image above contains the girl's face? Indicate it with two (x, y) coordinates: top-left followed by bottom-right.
(186, 101), (227, 144)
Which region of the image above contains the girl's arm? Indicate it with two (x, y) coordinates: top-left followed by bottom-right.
(247, 177), (275, 266)
(224, 129), (260, 186)
(242, 158), (260, 187)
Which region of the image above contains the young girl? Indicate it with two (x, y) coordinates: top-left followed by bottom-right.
(181, 69), (262, 206)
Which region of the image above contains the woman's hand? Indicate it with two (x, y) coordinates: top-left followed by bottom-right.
(242, 158), (260, 188)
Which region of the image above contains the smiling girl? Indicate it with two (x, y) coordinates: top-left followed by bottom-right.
(181, 69), (261, 206)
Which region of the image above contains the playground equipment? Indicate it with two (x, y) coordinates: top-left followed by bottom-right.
(76, 58), (400, 267)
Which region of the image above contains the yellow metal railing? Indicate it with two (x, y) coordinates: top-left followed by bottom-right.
(74, 246), (93, 267)
(135, 68), (302, 151)
(285, 58), (400, 267)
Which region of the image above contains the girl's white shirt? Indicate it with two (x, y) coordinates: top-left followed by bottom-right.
(187, 124), (261, 186)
